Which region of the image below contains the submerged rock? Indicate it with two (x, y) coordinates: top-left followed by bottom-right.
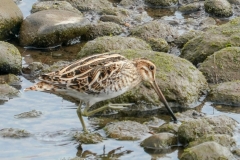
(14, 110), (42, 118)
(141, 132), (178, 149)
(0, 128), (31, 138)
(208, 81), (240, 106)
(0, 0), (23, 40)
(19, 9), (90, 47)
(0, 41), (22, 74)
(180, 141), (236, 160)
(104, 121), (149, 140)
(199, 47), (240, 83)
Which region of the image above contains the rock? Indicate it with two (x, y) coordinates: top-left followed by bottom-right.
(0, 83), (19, 101)
(104, 121), (149, 140)
(140, 133), (178, 149)
(77, 36), (152, 58)
(0, 128), (31, 138)
(179, 0), (202, 5)
(14, 110), (42, 118)
(31, 1), (82, 15)
(0, 0), (23, 40)
(180, 142), (236, 160)
(199, 47), (240, 84)
(157, 123), (181, 134)
(179, 2), (201, 14)
(0, 41), (22, 74)
(145, 0), (178, 7)
(119, 0), (145, 8)
(130, 21), (178, 43)
(208, 81), (240, 106)
(228, 0), (240, 4)
(199, 17), (217, 30)
(83, 22), (123, 40)
(175, 30), (203, 48)
(175, 110), (205, 122)
(19, 9), (90, 47)
(188, 134), (236, 149)
(100, 15), (125, 25)
(178, 115), (237, 143)
(204, 0), (233, 17)
(79, 49), (208, 108)
(147, 38), (169, 52)
(0, 74), (20, 85)
(73, 132), (103, 144)
(181, 17), (240, 65)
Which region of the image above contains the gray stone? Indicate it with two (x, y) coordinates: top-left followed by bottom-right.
(19, 9), (90, 47)
(104, 121), (149, 140)
(0, 41), (22, 74)
(0, 128), (31, 138)
(145, 0), (178, 7)
(0, 0), (23, 40)
(14, 110), (42, 118)
(180, 142), (236, 160)
(141, 132), (178, 149)
(0, 83), (19, 101)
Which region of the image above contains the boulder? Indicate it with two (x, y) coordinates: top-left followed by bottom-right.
(204, 0), (233, 17)
(0, 0), (23, 40)
(19, 9), (90, 47)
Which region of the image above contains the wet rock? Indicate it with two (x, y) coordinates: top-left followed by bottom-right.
(144, 117), (166, 128)
(208, 81), (240, 106)
(175, 30), (203, 48)
(77, 36), (152, 58)
(145, 0), (178, 7)
(204, 0), (233, 17)
(19, 9), (90, 47)
(0, 41), (22, 74)
(199, 17), (217, 30)
(178, 115), (237, 143)
(140, 132), (178, 149)
(188, 134), (236, 149)
(0, 74), (20, 85)
(83, 22), (123, 40)
(0, 0), (23, 40)
(104, 121), (149, 140)
(119, 0), (145, 8)
(199, 47), (240, 84)
(14, 110), (42, 118)
(180, 141), (236, 160)
(0, 83), (19, 101)
(176, 110), (205, 122)
(73, 132), (103, 144)
(147, 38), (169, 52)
(100, 15), (125, 25)
(179, 2), (201, 14)
(228, 0), (240, 4)
(0, 128), (31, 138)
(179, 0), (202, 5)
(157, 123), (180, 134)
(130, 20), (178, 43)
(87, 49), (207, 108)
(181, 17), (240, 65)
(31, 1), (82, 15)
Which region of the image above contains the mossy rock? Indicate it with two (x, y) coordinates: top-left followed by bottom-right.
(82, 49), (208, 109)
(77, 36), (152, 58)
(181, 17), (240, 65)
(19, 9), (90, 47)
(82, 22), (123, 40)
(208, 81), (240, 106)
(0, 41), (22, 74)
(180, 141), (236, 160)
(179, 2), (201, 14)
(204, 0), (233, 17)
(199, 47), (240, 83)
(0, 0), (23, 40)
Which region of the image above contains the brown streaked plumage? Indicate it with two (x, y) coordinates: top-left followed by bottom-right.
(25, 53), (177, 132)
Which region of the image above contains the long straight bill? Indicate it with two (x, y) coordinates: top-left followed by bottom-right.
(152, 80), (178, 122)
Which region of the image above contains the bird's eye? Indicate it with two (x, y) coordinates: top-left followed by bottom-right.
(149, 65), (154, 70)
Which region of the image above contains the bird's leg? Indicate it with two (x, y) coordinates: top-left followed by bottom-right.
(82, 103), (133, 117)
(76, 100), (88, 133)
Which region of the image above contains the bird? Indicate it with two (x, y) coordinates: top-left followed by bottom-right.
(25, 53), (177, 132)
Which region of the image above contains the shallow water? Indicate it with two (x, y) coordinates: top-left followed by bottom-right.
(1, 0), (240, 160)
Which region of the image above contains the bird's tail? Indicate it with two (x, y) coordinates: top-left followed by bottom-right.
(24, 82), (55, 92)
